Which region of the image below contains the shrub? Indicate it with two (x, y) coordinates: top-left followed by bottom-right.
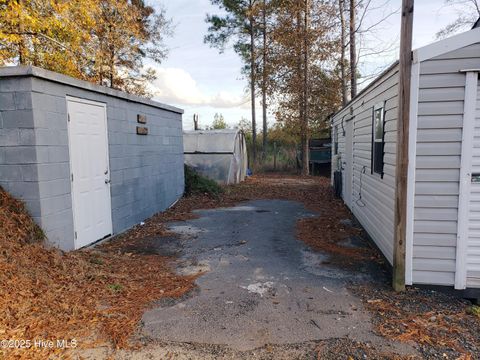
(184, 165), (223, 197)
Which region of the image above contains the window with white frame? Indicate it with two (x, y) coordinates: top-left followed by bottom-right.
(372, 103), (385, 176)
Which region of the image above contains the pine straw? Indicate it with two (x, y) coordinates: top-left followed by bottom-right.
(0, 187), (196, 359)
(353, 285), (480, 358)
(0, 186), (44, 245)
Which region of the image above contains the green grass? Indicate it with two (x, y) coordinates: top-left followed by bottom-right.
(253, 145), (298, 173)
(467, 305), (480, 317)
(89, 255), (104, 265)
(184, 165), (223, 197)
(107, 283), (123, 292)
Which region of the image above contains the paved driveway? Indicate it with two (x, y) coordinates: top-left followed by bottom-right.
(137, 199), (412, 355)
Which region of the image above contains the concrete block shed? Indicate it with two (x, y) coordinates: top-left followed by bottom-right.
(331, 25), (480, 292)
(0, 66), (184, 251)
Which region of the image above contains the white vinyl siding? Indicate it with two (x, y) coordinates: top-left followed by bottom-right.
(332, 65), (399, 264)
(466, 83), (480, 287)
(412, 42), (480, 286)
(331, 36), (480, 288)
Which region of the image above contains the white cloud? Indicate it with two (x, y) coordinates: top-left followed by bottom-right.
(151, 67), (249, 109)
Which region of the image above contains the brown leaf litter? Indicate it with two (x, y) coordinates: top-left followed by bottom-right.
(0, 186), (196, 359)
(352, 284), (480, 358)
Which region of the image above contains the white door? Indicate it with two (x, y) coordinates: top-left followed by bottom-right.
(67, 97), (112, 249)
(342, 119), (354, 208)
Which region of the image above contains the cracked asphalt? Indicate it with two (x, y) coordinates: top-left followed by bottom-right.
(134, 199), (415, 356)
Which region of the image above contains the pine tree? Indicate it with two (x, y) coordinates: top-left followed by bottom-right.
(268, 0), (341, 174)
(205, 0), (260, 162)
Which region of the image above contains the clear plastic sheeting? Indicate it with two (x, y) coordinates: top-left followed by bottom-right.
(183, 130), (248, 184)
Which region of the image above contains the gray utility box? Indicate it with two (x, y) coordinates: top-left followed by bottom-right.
(0, 66), (184, 250)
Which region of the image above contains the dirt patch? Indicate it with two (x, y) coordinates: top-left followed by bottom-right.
(314, 338), (417, 360)
(80, 338), (416, 359)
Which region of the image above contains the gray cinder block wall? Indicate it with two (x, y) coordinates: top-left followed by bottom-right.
(0, 66), (184, 251)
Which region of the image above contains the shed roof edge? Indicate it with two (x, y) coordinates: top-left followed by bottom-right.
(0, 66), (184, 115)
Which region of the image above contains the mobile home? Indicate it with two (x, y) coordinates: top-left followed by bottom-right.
(331, 25), (480, 292)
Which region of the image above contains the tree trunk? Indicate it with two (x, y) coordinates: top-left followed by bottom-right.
(18, 0), (26, 65)
(109, 46), (115, 88)
(339, 0), (348, 105)
(349, 0), (357, 99)
(296, 6), (303, 154)
(109, 68), (114, 88)
(301, 0), (310, 176)
(249, 2), (257, 163)
(262, 0), (268, 157)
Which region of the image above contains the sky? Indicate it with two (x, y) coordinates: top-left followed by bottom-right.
(149, 0), (466, 130)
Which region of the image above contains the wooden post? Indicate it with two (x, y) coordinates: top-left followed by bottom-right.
(393, 0), (414, 292)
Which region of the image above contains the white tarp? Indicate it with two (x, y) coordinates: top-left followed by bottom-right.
(183, 129), (248, 184)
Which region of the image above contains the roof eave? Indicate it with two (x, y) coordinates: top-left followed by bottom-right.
(0, 65), (184, 115)
(413, 27), (480, 63)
